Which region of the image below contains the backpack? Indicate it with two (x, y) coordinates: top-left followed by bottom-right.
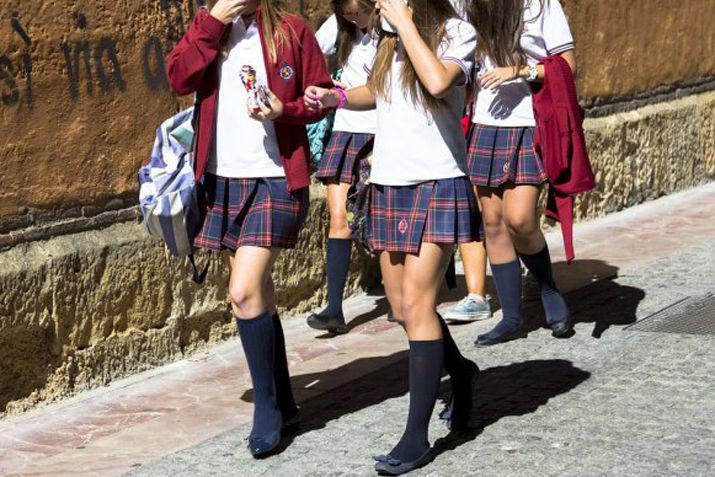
(138, 107), (209, 283)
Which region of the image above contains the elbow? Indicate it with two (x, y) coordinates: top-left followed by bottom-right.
(426, 80), (452, 99)
(166, 67), (195, 96)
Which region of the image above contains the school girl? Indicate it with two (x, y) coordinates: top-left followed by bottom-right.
(166, 0), (331, 457)
(306, 0), (479, 473)
(306, 0), (378, 334)
(466, 0), (576, 346)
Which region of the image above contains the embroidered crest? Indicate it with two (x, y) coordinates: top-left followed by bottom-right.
(398, 218), (408, 235)
(279, 62), (295, 81)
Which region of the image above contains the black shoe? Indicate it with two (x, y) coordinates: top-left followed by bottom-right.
(440, 360), (479, 430)
(474, 327), (527, 347)
(373, 448), (432, 475)
(387, 310), (396, 323)
(247, 415), (283, 458)
(281, 406), (301, 429)
(550, 318), (571, 337)
(306, 311), (348, 334)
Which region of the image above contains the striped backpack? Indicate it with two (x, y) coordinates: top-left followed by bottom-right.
(138, 107), (209, 283)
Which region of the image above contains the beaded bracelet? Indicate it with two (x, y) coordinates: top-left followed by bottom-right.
(334, 86), (348, 109)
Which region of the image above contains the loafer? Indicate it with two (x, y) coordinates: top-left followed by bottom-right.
(247, 429), (282, 457)
(550, 318), (571, 337)
(474, 327), (527, 347)
(306, 312), (348, 334)
(282, 407), (301, 429)
(387, 310), (396, 323)
(373, 448), (432, 475)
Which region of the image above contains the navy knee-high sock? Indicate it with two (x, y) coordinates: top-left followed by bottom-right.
(518, 245), (569, 324)
(438, 315), (473, 379)
(237, 311), (282, 439)
(322, 238), (352, 317)
(271, 313), (297, 418)
(486, 260), (523, 336)
(390, 340), (444, 462)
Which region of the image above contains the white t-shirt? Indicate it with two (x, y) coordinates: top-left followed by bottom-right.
(370, 18), (477, 186)
(472, 0), (574, 127)
(209, 19), (285, 178)
(450, 0), (470, 21)
(315, 14), (377, 135)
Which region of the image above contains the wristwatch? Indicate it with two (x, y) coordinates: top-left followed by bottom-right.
(526, 64), (538, 82)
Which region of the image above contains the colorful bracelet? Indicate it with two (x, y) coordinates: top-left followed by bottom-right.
(334, 87), (348, 109)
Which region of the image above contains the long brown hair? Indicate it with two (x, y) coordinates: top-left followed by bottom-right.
(205, 0), (291, 63)
(332, 0), (375, 68)
(368, 0), (458, 112)
(469, 0), (545, 69)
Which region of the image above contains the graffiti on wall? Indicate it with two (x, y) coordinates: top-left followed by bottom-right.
(0, 0), (204, 108)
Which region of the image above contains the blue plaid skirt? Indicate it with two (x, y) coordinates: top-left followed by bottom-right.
(316, 131), (374, 185)
(368, 177), (480, 254)
(467, 124), (547, 187)
(195, 174), (309, 251)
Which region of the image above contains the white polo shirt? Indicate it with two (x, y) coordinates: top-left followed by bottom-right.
(473, 0), (574, 127)
(315, 14), (377, 135)
(209, 18), (285, 178)
(370, 18), (477, 186)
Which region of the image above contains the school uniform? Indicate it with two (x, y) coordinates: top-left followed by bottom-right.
(368, 18), (480, 254)
(191, 18), (309, 252)
(467, 0), (574, 187)
(314, 14), (378, 185)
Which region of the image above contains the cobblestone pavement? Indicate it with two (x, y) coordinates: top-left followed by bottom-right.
(129, 243), (714, 476)
(3, 185), (714, 477)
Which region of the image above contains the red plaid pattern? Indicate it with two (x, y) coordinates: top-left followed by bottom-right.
(316, 131), (374, 185)
(368, 177), (480, 254)
(194, 174), (309, 251)
(467, 124), (547, 187)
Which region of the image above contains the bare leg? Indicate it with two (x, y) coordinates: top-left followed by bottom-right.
(380, 251), (405, 324)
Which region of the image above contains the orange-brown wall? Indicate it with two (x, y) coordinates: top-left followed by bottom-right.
(0, 0), (713, 226)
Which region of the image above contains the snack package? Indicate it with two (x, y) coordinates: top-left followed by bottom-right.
(240, 65), (270, 113)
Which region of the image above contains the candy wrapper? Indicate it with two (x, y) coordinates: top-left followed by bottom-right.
(240, 65), (270, 113)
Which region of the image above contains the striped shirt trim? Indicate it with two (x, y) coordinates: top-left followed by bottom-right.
(441, 56), (471, 85)
(548, 42), (575, 55)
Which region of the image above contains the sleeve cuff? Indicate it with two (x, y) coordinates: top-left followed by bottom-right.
(442, 57), (472, 85)
(200, 13), (229, 40)
(548, 43), (575, 55)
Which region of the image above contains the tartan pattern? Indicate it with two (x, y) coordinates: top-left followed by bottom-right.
(466, 124), (548, 187)
(195, 174), (309, 251)
(316, 131), (375, 185)
(368, 177), (480, 254)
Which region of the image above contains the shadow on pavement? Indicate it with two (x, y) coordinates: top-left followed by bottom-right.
(522, 260), (645, 338)
(243, 354), (589, 461)
(432, 359), (590, 460)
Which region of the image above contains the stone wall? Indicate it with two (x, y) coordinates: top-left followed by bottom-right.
(0, 191), (380, 415)
(1, 1), (714, 414)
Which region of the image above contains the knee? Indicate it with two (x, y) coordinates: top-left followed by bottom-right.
(482, 216), (506, 240)
(229, 283), (261, 316)
(399, 292), (424, 324)
(328, 208), (350, 237)
(505, 215), (538, 238)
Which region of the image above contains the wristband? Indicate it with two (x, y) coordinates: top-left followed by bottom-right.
(334, 87), (348, 109)
(526, 64), (538, 82)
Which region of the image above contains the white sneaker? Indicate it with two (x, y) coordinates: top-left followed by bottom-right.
(443, 295), (493, 322)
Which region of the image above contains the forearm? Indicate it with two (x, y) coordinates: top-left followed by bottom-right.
(517, 50), (577, 81)
(344, 85), (376, 110)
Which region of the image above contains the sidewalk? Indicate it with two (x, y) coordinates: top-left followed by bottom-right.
(1, 183), (714, 477)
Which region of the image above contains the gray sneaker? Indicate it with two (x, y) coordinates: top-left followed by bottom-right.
(443, 295), (492, 322)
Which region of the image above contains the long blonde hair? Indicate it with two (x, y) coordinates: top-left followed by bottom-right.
(205, 0), (291, 63)
(368, 0), (458, 112)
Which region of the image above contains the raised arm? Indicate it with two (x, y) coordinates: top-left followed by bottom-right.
(376, 0), (468, 98)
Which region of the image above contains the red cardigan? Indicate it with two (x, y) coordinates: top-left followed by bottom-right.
(532, 55), (596, 263)
(166, 7), (333, 191)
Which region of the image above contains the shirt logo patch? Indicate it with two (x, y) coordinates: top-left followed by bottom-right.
(398, 218), (408, 235)
(279, 62), (294, 81)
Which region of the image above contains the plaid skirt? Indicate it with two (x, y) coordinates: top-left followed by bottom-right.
(195, 174), (309, 251)
(467, 124), (547, 187)
(368, 177), (480, 254)
(316, 131), (374, 185)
